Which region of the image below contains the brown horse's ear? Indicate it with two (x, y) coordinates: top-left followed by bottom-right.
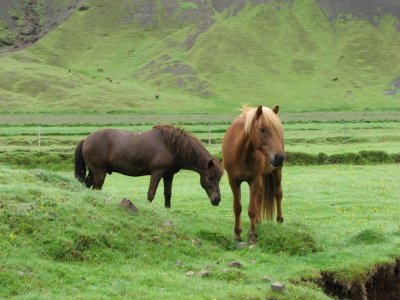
(208, 159), (214, 169)
(256, 105), (263, 119)
(272, 105), (279, 114)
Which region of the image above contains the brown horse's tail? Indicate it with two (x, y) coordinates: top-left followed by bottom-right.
(261, 174), (275, 220)
(74, 139), (86, 183)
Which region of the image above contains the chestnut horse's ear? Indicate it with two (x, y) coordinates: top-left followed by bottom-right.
(272, 105), (280, 114)
(255, 105), (263, 119)
(208, 159), (214, 169)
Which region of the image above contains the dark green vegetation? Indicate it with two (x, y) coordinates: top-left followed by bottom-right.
(0, 0), (399, 113)
(1, 114), (400, 170)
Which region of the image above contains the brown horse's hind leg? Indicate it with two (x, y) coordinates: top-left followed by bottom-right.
(85, 169), (94, 188)
(228, 176), (242, 242)
(163, 173), (174, 208)
(273, 168), (284, 223)
(92, 169), (106, 190)
(147, 171), (163, 202)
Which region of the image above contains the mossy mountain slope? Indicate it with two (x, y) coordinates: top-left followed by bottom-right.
(0, 0), (399, 113)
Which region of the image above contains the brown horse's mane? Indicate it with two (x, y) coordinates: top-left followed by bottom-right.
(153, 125), (223, 175)
(241, 106), (283, 139)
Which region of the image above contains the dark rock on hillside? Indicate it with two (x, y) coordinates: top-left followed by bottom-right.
(0, 0), (84, 50)
(1, 0), (399, 51)
(317, 0), (400, 25)
(119, 198), (139, 214)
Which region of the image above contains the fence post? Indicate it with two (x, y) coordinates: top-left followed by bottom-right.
(208, 123), (211, 145)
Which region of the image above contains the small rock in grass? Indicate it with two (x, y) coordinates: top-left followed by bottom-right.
(17, 271), (25, 277)
(262, 275), (273, 282)
(119, 198), (138, 214)
(191, 239), (202, 247)
(271, 282), (285, 293)
(176, 260), (183, 266)
(228, 261), (243, 268)
(186, 271), (195, 277)
(162, 220), (173, 227)
(236, 241), (247, 249)
(197, 270), (210, 277)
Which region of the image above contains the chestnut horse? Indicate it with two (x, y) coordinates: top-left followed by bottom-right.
(75, 125), (223, 208)
(222, 105), (285, 244)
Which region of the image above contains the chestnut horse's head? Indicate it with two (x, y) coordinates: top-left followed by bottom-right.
(244, 105), (285, 168)
(200, 158), (223, 206)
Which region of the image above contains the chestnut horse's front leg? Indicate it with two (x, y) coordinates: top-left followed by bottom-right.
(248, 176), (263, 244)
(147, 170), (164, 202)
(273, 168), (284, 223)
(163, 173), (174, 208)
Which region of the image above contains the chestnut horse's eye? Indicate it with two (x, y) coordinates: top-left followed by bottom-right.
(260, 128), (266, 134)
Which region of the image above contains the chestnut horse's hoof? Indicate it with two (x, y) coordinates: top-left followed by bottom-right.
(249, 233), (257, 245)
(277, 216), (284, 223)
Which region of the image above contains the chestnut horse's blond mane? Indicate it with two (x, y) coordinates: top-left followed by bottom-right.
(241, 106), (283, 138)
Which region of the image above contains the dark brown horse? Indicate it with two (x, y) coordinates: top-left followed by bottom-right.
(222, 105), (285, 244)
(75, 125), (223, 208)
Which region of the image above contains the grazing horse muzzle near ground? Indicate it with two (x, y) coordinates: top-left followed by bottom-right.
(74, 125), (224, 208)
(222, 105), (285, 244)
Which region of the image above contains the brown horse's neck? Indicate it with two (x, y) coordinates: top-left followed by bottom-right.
(181, 154), (212, 174)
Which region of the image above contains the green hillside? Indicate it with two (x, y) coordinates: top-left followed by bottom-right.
(0, 0), (399, 113)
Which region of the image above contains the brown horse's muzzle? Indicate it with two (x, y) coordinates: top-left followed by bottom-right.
(210, 194), (221, 206)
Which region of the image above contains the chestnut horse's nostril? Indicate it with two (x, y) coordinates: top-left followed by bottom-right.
(273, 154), (285, 167)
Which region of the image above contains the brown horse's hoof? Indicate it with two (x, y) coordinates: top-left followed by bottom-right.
(277, 216), (284, 223)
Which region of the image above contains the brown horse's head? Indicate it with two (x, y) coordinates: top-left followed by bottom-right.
(200, 158), (223, 206)
(244, 105), (285, 168)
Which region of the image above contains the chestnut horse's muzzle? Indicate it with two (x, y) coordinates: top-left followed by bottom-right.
(272, 154), (285, 167)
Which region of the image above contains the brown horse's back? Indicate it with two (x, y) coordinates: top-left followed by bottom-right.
(82, 129), (173, 176)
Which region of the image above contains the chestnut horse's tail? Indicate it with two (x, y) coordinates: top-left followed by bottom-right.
(74, 139), (86, 183)
(261, 174), (275, 220)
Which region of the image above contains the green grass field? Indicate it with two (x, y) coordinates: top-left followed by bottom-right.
(1, 0), (399, 298)
(1, 163), (399, 299)
(0, 112), (399, 298)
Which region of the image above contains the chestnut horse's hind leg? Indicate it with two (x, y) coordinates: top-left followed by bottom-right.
(163, 173), (174, 208)
(228, 175), (242, 242)
(273, 168), (284, 223)
(92, 169), (106, 190)
(248, 177), (263, 244)
(147, 171), (163, 202)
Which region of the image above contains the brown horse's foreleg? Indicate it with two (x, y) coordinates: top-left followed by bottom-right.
(273, 168), (284, 223)
(229, 176), (242, 242)
(92, 169), (106, 190)
(147, 171), (163, 202)
(248, 177), (263, 244)
(163, 173), (174, 208)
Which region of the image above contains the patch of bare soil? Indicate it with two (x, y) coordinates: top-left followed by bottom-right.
(319, 259), (400, 300)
